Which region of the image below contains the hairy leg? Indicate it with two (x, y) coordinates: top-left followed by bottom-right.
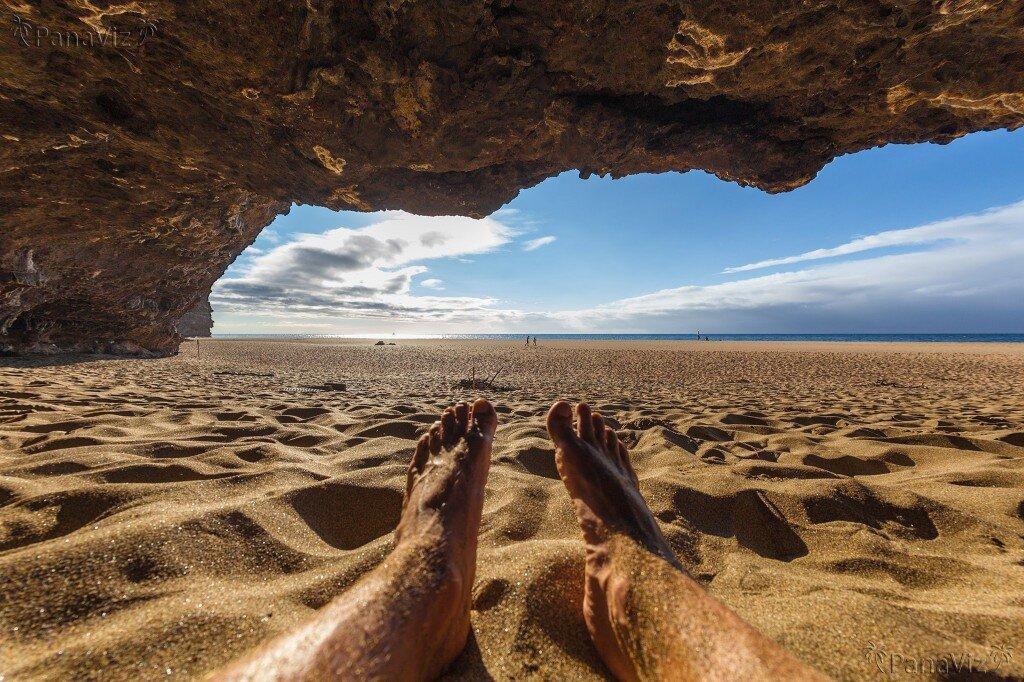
(215, 399), (497, 682)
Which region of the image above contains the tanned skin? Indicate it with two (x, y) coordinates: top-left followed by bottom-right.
(546, 400), (826, 682)
(214, 396), (824, 681)
(214, 399), (497, 682)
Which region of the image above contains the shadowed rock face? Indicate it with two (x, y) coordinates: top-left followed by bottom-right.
(1, 1), (1023, 354)
(173, 297), (214, 339)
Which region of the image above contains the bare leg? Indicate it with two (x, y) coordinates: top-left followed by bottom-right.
(215, 399), (497, 682)
(546, 401), (824, 682)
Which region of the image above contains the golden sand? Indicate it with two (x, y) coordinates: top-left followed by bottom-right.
(1, 339), (1023, 680)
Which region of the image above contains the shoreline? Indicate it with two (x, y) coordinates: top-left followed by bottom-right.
(211, 333), (1024, 342)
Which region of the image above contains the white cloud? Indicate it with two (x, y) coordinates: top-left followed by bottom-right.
(257, 228), (281, 244)
(420, 278), (444, 290)
(719, 205), (1020, 273)
(212, 211), (512, 322)
(523, 235), (556, 251)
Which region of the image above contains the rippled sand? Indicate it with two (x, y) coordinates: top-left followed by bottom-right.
(1, 339), (1023, 680)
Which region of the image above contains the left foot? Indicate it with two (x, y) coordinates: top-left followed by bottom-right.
(391, 398), (497, 676)
(214, 399), (496, 682)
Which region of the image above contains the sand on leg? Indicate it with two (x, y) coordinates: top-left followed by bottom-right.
(547, 401), (824, 682)
(214, 398), (497, 682)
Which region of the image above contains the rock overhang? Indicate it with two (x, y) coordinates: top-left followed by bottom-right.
(1, 0), (1022, 353)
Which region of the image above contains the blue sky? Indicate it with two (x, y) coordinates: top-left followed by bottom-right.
(213, 128), (1024, 334)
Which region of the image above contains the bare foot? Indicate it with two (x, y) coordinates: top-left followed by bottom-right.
(548, 401), (821, 681)
(547, 400), (674, 680)
(393, 398), (498, 673)
(216, 399), (496, 682)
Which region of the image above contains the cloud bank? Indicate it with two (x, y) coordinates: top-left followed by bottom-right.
(583, 199), (1024, 332)
(212, 211), (513, 323)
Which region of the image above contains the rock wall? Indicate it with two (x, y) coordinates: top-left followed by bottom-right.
(173, 296), (214, 339)
(2, 0), (1022, 354)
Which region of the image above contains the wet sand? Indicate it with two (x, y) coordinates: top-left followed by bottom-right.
(1, 339), (1023, 680)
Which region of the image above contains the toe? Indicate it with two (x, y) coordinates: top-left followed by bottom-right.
(441, 408), (458, 449)
(546, 401), (578, 447)
(470, 398), (498, 439)
(576, 403), (597, 444)
(591, 413), (607, 452)
(413, 433), (430, 472)
(428, 422), (442, 455)
(407, 434), (430, 498)
(454, 401), (471, 437)
(604, 426), (620, 462)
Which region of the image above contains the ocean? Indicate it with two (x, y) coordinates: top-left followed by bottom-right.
(212, 333), (1024, 343)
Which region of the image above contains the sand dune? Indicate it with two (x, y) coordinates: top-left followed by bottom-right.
(1, 339), (1023, 680)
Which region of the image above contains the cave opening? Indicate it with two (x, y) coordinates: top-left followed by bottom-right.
(206, 128), (1024, 343)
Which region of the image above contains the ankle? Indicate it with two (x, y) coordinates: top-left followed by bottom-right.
(606, 533), (685, 576)
(390, 530), (462, 577)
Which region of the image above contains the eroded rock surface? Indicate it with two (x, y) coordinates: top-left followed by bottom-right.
(173, 296), (213, 339)
(2, 0), (1023, 354)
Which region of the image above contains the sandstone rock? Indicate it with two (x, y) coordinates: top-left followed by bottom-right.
(1, 1), (1022, 354)
(173, 296), (214, 339)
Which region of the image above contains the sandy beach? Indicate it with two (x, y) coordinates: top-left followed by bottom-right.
(1, 338), (1023, 680)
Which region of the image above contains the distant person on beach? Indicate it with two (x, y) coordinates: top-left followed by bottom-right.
(217, 398), (822, 682)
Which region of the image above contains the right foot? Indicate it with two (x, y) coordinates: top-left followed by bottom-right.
(547, 401), (680, 680)
(548, 401), (824, 682)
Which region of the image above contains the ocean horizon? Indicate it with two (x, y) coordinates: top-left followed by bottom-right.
(210, 333), (1024, 343)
